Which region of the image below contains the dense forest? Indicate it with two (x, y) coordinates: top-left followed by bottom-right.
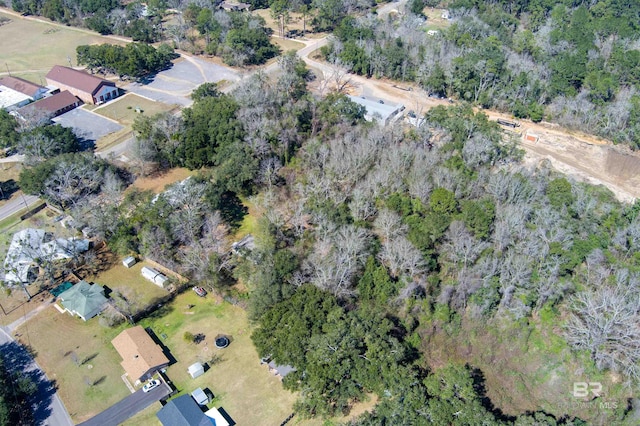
(76, 42), (177, 79)
(9, 0), (640, 146)
(321, 0), (640, 148)
(13, 48), (640, 422)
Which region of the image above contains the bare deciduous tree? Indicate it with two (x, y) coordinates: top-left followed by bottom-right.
(565, 278), (640, 384)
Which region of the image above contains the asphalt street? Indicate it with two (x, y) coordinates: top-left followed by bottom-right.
(0, 194), (40, 223)
(77, 379), (171, 426)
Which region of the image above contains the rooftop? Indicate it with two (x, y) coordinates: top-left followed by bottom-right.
(347, 95), (403, 124)
(19, 90), (79, 115)
(58, 280), (108, 319)
(0, 76), (45, 98)
(0, 85), (31, 109)
(112, 326), (170, 381)
(157, 394), (212, 426)
(46, 65), (113, 94)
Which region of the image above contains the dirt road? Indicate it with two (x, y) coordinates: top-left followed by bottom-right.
(296, 39), (640, 203)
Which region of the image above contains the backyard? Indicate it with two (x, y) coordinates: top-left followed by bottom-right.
(87, 259), (172, 318)
(137, 291), (304, 425)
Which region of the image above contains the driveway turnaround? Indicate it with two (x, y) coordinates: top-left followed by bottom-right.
(77, 378), (171, 426)
(125, 54), (240, 106)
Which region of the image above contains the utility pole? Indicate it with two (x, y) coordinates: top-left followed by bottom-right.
(5, 63), (10, 77)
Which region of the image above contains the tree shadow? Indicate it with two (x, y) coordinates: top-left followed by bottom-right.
(0, 340), (56, 425)
(81, 353), (99, 365)
(0, 179), (19, 200)
(470, 366), (516, 423)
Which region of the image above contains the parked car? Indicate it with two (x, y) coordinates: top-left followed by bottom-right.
(143, 379), (161, 393)
(193, 286), (207, 297)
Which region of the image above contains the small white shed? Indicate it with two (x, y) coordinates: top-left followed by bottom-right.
(141, 266), (169, 288)
(188, 362), (205, 379)
(122, 256), (137, 268)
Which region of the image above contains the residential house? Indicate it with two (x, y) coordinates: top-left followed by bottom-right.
(58, 280), (108, 321)
(46, 65), (120, 105)
(3, 228), (89, 285)
(112, 326), (170, 384)
(157, 394), (230, 426)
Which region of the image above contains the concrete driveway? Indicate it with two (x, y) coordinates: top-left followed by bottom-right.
(77, 378), (171, 426)
(52, 108), (123, 144)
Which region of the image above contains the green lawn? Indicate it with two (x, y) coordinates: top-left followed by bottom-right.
(0, 11), (122, 80)
(137, 292), (302, 426)
(15, 306), (130, 423)
(88, 260), (171, 316)
(92, 93), (177, 126)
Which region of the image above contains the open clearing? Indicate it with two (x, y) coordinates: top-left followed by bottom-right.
(131, 167), (194, 193)
(15, 306), (129, 423)
(0, 10), (122, 81)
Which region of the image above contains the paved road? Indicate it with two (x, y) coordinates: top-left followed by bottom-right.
(0, 326), (73, 426)
(0, 193), (40, 222)
(96, 136), (134, 160)
(78, 379), (171, 426)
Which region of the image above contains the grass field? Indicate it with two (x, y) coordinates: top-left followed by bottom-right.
(253, 9), (323, 40)
(0, 11), (122, 80)
(422, 7), (452, 31)
(88, 260), (171, 316)
(15, 306), (130, 423)
(131, 168), (194, 194)
(93, 93), (177, 126)
(137, 292), (306, 426)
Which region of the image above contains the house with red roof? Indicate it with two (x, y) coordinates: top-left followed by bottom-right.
(0, 76), (48, 100)
(45, 65), (120, 105)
